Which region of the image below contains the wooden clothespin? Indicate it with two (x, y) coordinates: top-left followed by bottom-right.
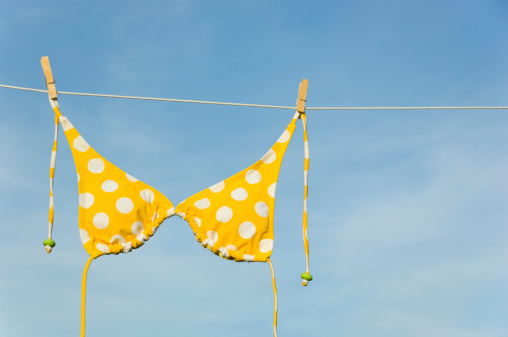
(41, 56), (57, 100)
(296, 79), (308, 118)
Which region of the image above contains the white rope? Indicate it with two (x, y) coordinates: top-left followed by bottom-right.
(0, 84), (294, 109)
(0, 84), (48, 93)
(1, 84), (507, 110)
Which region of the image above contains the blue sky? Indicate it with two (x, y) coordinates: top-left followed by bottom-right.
(1, 1), (507, 336)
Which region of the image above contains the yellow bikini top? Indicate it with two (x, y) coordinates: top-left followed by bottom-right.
(44, 96), (311, 337)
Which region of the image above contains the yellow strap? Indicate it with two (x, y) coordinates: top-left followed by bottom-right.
(81, 256), (94, 337)
(45, 114), (59, 253)
(301, 113), (311, 286)
(267, 259), (278, 337)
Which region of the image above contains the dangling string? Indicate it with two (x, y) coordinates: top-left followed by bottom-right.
(44, 99), (60, 253)
(267, 259), (278, 337)
(300, 113), (312, 286)
(81, 256), (94, 337)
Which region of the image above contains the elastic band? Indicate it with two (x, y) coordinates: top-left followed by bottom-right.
(267, 259), (278, 337)
(300, 113), (311, 286)
(81, 256), (94, 337)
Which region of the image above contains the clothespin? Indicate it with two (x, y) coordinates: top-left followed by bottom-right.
(296, 79), (308, 118)
(41, 56), (57, 100)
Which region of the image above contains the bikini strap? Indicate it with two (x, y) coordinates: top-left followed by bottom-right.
(43, 92), (62, 254)
(267, 259), (278, 337)
(81, 256), (94, 337)
(300, 113), (312, 286)
(41, 57), (62, 253)
(44, 99), (61, 253)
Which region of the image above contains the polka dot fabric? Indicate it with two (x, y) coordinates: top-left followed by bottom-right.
(54, 107), (174, 258)
(175, 113), (299, 262)
(46, 99), (311, 337)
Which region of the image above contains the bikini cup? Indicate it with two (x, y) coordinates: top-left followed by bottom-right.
(174, 113), (299, 262)
(52, 106), (174, 258)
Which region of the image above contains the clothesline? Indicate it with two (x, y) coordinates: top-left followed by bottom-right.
(1, 83), (507, 111)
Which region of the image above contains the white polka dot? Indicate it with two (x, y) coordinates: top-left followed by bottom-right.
(59, 117), (74, 131)
(137, 233), (148, 243)
(303, 199), (307, 213)
(101, 180), (118, 192)
(152, 227), (158, 234)
(73, 136), (89, 152)
(79, 193), (94, 209)
(140, 189), (155, 203)
(194, 198), (210, 209)
(167, 207), (175, 217)
(121, 242), (132, 253)
(151, 212), (159, 222)
(209, 181), (225, 193)
(216, 206), (233, 223)
(219, 247), (230, 257)
(245, 169), (261, 184)
(93, 212), (109, 229)
(259, 239), (274, 253)
(79, 229), (90, 244)
(304, 170), (309, 186)
(116, 197), (134, 214)
(231, 188), (248, 201)
(88, 158), (105, 174)
(261, 149), (276, 164)
(77, 173), (80, 182)
(304, 141), (309, 159)
(110, 235), (126, 244)
(268, 183), (276, 198)
(126, 173), (138, 182)
(96, 243), (109, 254)
(194, 217), (202, 227)
(305, 228), (308, 239)
(277, 130), (291, 143)
(207, 230), (219, 245)
(255, 202), (269, 217)
(239, 222), (256, 239)
(243, 254), (255, 262)
(49, 197), (53, 209)
(225, 244), (237, 251)
(131, 221), (144, 235)
(50, 151), (56, 169)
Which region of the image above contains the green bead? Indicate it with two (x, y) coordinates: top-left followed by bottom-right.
(43, 239), (56, 247)
(301, 272), (313, 281)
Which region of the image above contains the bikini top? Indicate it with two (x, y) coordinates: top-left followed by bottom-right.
(44, 97), (311, 337)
